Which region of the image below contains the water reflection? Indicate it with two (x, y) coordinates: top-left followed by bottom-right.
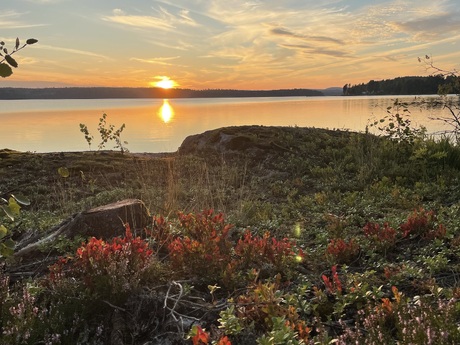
(0, 96), (453, 153)
(158, 99), (174, 123)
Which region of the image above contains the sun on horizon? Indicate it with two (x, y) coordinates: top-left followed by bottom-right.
(151, 77), (178, 89)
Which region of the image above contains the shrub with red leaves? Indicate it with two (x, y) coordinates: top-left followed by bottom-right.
(400, 208), (446, 239)
(322, 265), (342, 294)
(50, 224), (153, 298)
(167, 210), (233, 280)
(234, 230), (302, 273)
(326, 238), (359, 264)
(167, 210), (303, 285)
(363, 222), (397, 252)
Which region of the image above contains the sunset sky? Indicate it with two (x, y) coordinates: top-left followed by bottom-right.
(2, 0), (460, 90)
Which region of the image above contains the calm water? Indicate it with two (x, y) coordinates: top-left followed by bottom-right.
(0, 95), (453, 153)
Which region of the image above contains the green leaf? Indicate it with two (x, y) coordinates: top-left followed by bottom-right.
(0, 241), (15, 257)
(0, 225), (7, 240)
(0, 63), (13, 78)
(15, 37), (20, 50)
(10, 194), (31, 206)
(5, 55), (18, 68)
(4, 239), (14, 249)
(8, 198), (21, 216)
(26, 38), (38, 45)
(58, 167), (70, 178)
(0, 205), (15, 221)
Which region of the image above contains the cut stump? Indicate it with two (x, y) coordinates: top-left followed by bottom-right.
(11, 199), (151, 277)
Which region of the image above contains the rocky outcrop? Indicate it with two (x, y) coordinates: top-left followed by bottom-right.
(178, 126), (291, 158)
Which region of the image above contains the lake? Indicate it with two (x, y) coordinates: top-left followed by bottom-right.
(0, 95), (455, 153)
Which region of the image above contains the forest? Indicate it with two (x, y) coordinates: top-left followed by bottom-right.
(0, 87), (323, 100)
(344, 75), (459, 96)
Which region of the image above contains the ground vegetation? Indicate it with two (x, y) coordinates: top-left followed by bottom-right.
(1, 114), (460, 344)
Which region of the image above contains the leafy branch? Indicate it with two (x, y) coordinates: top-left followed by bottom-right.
(418, 55), (459, 79)
(0, 38), (38, 78)
(419, 55), (460, 141)
(0, 193), (30, 258)
(369, 99), (425, 143)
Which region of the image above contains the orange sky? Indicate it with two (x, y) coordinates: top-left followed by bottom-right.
(2, 0), (460, 90)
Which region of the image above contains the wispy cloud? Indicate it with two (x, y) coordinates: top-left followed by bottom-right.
(130, 56), (181, 66)
(269, 26), (345, 45)
(102, 9), (174, 30)
(0, 10), (46, 29)
(280, 44), (353, 58)
(37, 44), (111, 60)
(391, 12), (460, 41)
(147, 39), (194, 51)
(102, 6), (200, 31)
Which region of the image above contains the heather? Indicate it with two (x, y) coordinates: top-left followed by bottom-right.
(1, 123), (460, 344)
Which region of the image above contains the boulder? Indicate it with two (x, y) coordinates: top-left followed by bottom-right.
(178, 125), (290, 158)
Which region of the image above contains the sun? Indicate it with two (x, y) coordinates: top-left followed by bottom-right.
(151, 77), (177, 89)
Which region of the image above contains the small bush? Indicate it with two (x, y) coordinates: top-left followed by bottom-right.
(167, 210), (233, 282)
(233, 230), (303, 279)
(363, 221), (397, 252)
(50, 224), (153, 300)
(400, 208), (446, 239)
(326, 238), (360, 264)
(167, 210), (304, 286)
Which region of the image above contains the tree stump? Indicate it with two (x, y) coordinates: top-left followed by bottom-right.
(11, 199), (151, 277)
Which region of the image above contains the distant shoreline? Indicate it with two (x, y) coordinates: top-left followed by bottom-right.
(0, 87), (327, 100)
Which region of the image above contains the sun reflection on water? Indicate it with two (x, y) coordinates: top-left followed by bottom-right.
(158, 99), (174, 123)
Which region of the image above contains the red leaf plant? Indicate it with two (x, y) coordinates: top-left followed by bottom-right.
(322, 265), (342, 294)
(167, 210), (304, 284)
(167, 210), (233, 280)
(363, 222), (397, 252)
(326, 238), (359, 264)
(189, 325), (210, 345)
(400, 208), (446, 239)
(49, 224), (153, 297)
(234, 230), (302, 273)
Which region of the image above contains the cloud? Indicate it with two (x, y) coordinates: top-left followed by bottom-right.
(280, 44), (353, 58)
(130, 56), (181, 66)
(139, 1), (459, 88)
(102, 6), (200, 31)
(269, 26), (345, 45)
(147, 39), (194, 51)
(177, 9), (199, 27)
(0, 10), (46, 29)
(37, 44), (111, 60)
(102, 9), (174, 30)
(391, 12), (460, 41)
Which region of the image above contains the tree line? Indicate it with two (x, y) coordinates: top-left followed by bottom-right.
(0, 87), (323, 100)
(343, 75), (459, 96)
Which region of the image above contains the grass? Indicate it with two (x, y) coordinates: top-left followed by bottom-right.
(1, 125), (460, 344)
